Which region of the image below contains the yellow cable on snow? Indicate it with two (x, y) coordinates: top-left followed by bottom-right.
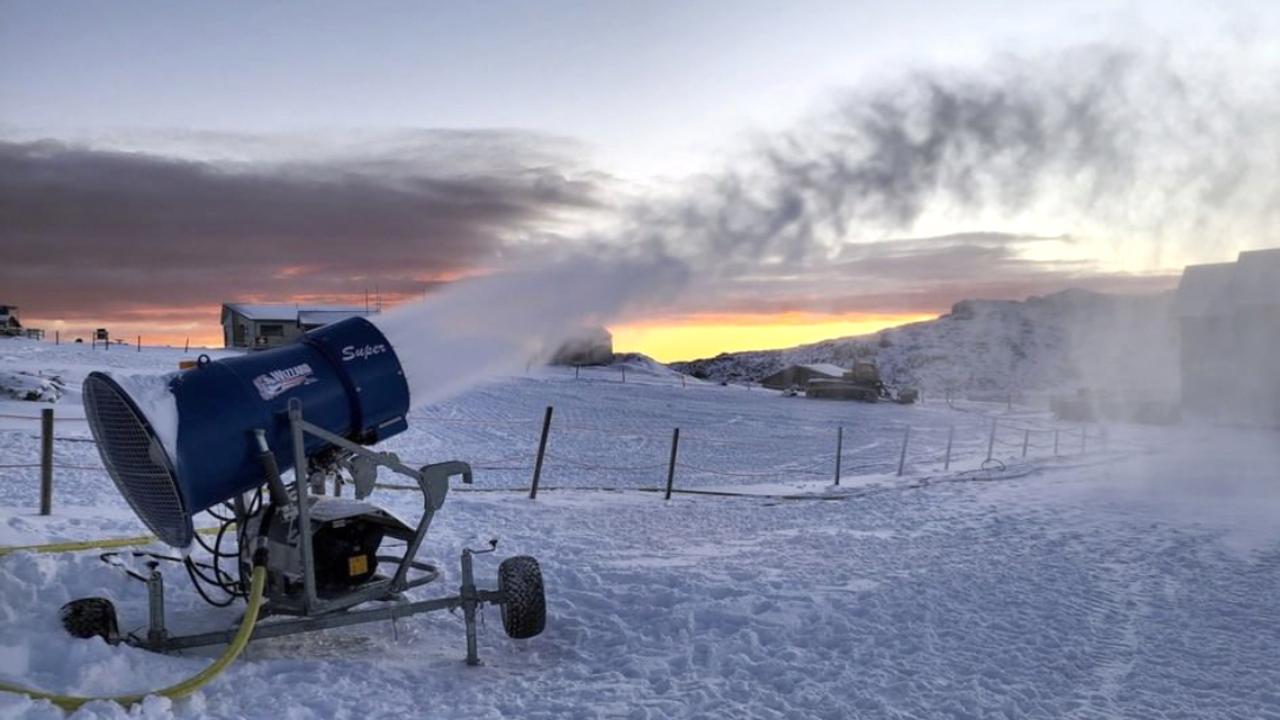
(0, 563), (266, 712)
(0, 525), (232, 557)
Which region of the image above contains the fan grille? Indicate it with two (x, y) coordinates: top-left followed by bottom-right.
(83, 374), (191, 547)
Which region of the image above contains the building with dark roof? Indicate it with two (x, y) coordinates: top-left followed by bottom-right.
(221, 303), (375, 350)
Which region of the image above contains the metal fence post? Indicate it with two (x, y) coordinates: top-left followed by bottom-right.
(986, 417), (998, 461)
(943, 425), (954, 471)
(40, 408), (53, 515)
(528, 406), (554, 499)
(833, 426), (844, 486)
(664, 428), (680, 500)
(897, 426), (911, 476)
(1021, 428), (1030, 458)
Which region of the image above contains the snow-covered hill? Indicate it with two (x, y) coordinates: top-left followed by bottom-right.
(673, 289), (1179, 398)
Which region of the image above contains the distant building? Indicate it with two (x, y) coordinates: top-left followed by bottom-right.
(1174, 248), (1280, 425)
(221, 303), (376, 350)
(760, 363), (847, 390)
(0, 305), (40, 339)
(549, 327), (614, 366)
(0, 305), (20, 336)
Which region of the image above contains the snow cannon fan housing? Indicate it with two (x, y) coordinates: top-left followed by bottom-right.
(82, 317), (410, 548)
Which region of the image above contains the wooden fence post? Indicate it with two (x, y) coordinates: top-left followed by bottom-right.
(528, 406), (554, 499)
(833, 426), (844, 486)
(137, 335), (142, 352)
(664, 428), (680, 500)
(943, 425), (954, 471)
(897, 426), (911, 476)
(1021, 428), (1030, 458)
(40, 408), (53, 515)
(621, 366), (626, 383)
(986, 417), (998, 461)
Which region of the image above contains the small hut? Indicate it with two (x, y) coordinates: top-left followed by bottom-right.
(760, 363), (846, 391)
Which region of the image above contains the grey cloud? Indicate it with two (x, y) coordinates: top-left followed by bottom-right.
(0, 136), (602, 317)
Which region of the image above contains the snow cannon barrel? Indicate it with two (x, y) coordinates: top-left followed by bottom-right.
(82, 317), (410, 548)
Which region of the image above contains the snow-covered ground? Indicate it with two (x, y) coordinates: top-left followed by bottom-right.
(1, 337), (1278, 718)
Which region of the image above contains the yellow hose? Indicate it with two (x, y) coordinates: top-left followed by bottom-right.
(0, 564), (267, 712)
(0, 525), (232, 557)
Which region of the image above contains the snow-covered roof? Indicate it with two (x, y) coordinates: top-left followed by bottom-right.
(799, 363), (846, 377)
(1233, 248), (1280, 309)
(1173, 262), (1236, 318)
(298, 309), (373, 326)
(222, 303), (370, 322)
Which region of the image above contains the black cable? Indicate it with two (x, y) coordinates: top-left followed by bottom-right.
(193, 526), (238, 559)
(98, 486), (270, 608)
(99, 550), (240, 606)
(204, 503), (235, 523)
(184, 558), (238, 607)
(99, 550), (182, 582)
(210, 514), (243, 597)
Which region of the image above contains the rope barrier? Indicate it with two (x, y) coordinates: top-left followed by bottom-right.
(0, 412), (86, 422)
(675, 460), (829, 479)
(544, 452), (667, 473)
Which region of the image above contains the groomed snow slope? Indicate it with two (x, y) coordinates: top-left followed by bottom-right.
(1, 338), (1278, 719)
(672, 289), (1179, 398)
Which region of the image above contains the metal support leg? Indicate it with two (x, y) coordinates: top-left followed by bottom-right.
(460, 549), (481, 666)
(146, 565), (168, 646)
(288, 400), (318, 611)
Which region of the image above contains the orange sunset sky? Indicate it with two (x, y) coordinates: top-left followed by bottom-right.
(21, 305), (938, 363)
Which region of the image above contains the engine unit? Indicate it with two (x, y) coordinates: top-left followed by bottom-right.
(241, 496), (412, 602)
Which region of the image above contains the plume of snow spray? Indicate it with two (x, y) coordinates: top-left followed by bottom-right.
(372, 254), (686, 407)
(379, 43), (1280, 409)
(629, 44), (1279, 273)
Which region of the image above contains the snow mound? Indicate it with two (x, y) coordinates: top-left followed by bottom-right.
(609, 352), (690, 379)
(0, 370), (66, 403)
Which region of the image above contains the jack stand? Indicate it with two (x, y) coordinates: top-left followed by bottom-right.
(146, 563), (168, 647)
(460, 540), (498, 666)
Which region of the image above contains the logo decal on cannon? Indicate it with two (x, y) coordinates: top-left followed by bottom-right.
(252, 363), (316, 400)
(341, 343), (388, 362)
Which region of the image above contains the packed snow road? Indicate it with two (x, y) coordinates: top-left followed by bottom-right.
(1, 340), (1278, 718)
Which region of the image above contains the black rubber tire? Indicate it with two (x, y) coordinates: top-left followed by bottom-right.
(498, 555), (546, 639)
(60, 597), (119, 641)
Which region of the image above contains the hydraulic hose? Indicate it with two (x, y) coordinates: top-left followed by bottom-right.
(0, 561), (267, 712)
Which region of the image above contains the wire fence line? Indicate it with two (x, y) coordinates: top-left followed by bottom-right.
(1, 401), (1109, 514)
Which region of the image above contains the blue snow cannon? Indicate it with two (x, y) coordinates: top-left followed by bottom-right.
(82, 317), (410, 547)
